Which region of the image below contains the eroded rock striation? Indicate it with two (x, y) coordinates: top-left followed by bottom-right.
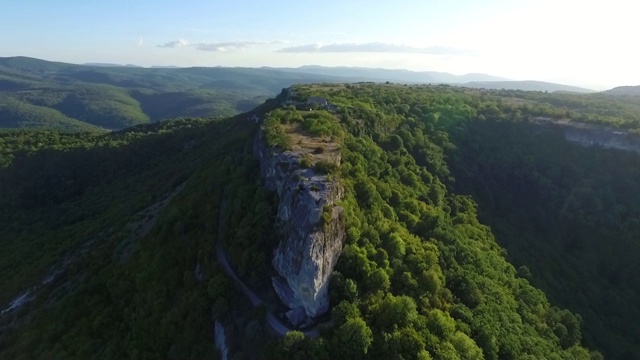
(534, 117), (640, 154)
(563, 126), (640, 154)
(254, 130), (345, 326)
(214, 321), (229, 360)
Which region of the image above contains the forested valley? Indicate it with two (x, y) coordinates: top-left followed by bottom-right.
(1, 83), (639, 359)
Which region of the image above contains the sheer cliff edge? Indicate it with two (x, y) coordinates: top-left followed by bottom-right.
(254, 124), (345, 327)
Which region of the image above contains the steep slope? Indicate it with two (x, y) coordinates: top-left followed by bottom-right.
(0, 117), (263, 359)
(449, 120), (640, 359)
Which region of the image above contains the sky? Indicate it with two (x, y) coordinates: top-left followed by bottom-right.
(1, 0), (638, 89)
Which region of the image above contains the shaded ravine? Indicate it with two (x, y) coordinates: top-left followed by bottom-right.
(2, 184), (188, 318)
(215, 199), (319, 338)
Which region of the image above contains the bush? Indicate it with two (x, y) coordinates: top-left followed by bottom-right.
(264, 117), (292, 150)
(321, 205), (332, 229)
(314, 160), (338, 174)
(299, 154), (312, 168)
(301, 111), (343, 137)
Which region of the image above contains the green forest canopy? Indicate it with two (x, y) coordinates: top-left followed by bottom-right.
(0, 56), (356, 131)
(1, 83), (640, 359)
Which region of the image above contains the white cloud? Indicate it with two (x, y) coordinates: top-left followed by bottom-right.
(136, 36), (144, 48)
(277, 42), (471, 55)
(157, 39), (284, 52)
(157, 39), (191, 48)
(196, 41), (264, 52)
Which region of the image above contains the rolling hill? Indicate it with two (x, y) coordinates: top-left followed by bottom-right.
(0, 57), (358, 131)
(602, 85), (640, 96)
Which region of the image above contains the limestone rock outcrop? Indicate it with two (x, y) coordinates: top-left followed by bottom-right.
(254, 130), (345, 326)
(534, 117), (640, 154)
(562, 126), (640, 154)
(214, 321), (229, 360)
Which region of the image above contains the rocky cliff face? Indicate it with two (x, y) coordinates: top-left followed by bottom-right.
(254, 130), (345, 326)
(214, 321), (229, 360)
(533, 117), (640, 154)
(563, 126), (640, 154)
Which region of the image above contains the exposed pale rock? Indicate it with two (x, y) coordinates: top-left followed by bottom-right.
(285, 307), (307, 327)
(214, 321), (229, 360)
(254, 130), (345, 324)
(563, 126), (640, 154)
(533, 117), (640, 154)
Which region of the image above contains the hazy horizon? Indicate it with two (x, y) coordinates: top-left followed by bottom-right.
(2, 0), (638, 90)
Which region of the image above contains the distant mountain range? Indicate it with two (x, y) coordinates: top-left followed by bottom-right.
(461, 80), (595, 93)
(0, 57), (356, 131)
(281, 67), (596, 93)
(82, 62), (604, 93)
(271, 65), (510, 84)
(0, 56), (618, 131)
(83, 63), (143, 68)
